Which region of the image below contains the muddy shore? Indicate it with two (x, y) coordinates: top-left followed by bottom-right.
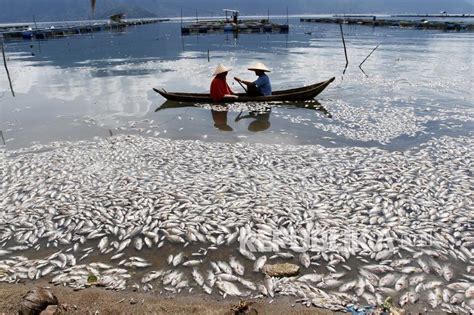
(0, 281), (336, 315)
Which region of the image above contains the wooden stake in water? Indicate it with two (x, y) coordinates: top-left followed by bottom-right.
(359, 44), (380, 68)
(33, 15), (42, 53)
(33, 15), (39, 30)
(1, 42), (15, 97)
(207, 49), (210, 62)
(339, 23), (349, 74)
(0, 130), (5, 146)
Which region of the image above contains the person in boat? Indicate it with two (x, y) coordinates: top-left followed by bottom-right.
(234, 62), (272, 96)
(210, 64), (238, 102)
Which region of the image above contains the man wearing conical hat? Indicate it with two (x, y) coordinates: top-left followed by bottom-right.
(210, 64), (238, 102)
(234, 62), (272, 96)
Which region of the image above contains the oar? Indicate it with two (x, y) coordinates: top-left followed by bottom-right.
(235, 111), (243, 122)
(235, 78), (247, 93)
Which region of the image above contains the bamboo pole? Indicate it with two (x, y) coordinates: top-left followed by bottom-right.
(339, 23), (349, 74)
(33, 15), (42, 53)
(0, 130), (5, 146)
(359, 44), (380, 68)
(1, 42), (15, 97)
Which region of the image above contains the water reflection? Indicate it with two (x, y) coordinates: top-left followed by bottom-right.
(1, 19), (472, 150)
(234, 108), (272, 132)
(155, 100), (331, 134)
(211, 110), (233, 131)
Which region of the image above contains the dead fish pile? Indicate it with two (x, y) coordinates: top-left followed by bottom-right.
(300, 100), (423, 144)
(276, 99), (474, 144)
(198, 102), (283, 113)
(0, 134), (473, 312)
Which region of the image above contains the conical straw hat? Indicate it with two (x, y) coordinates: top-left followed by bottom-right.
(213, 64), (232, 76)
(248, 62), (271, 72)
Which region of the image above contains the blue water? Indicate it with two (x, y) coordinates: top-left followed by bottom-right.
(0, 18), (473, 150)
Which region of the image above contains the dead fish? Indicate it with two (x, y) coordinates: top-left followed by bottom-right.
(391, 259), (412, 267)
(447, 282), (470, 291)
(430, 259), (443, 276)
(239, 248), (256, 261)
(424, 280), (443, 290)
(355, 277), (365, 296)
(192, 268), (204, 287)
(257, 283), (268, 296)
(167, 235), (185, 244)
(395, 276), (408, 291)
(98, 236), (109, 253)
(442, 288), (452, 303)
(275, 252), (294, 259)
(379, 273), (396, 287)
(409, 274), (425, 286)
(238, 278), (257, 291)
(182, 260), (202, 267)
(400, 266), (422, 274)
(442, 265), (454, 282)
(206, 270), (216, 288)
(428, 289), (441, 308)
(362, 292), (376, 305)
(172, 253), (185, 266)
(202, 284), (212, 295)
(216, 280), (245, 297)
(450, 292), (464, 305)
(253, 256), (267, 272)
(133, 237), (143, 251)
(399, 291), (409, 306)
(263, 276), (274, 297)
(465, 286), (474, 299)
(299, 252), (311, 268)
(408, 290), (419, 304)
(229, 256), (245, 276)
(372, 249), (391, 261)
(362, 264), (394, 273)
(417, 258), (430, 273)
(141, 270), (163, 283)
(338, 280), (357, 292)
(217, 261), (233, 275)
(317, 278), (343, 289)
(116, 239), (131, 253)
(217, 273), (240, 282)
(298, 273), (323, 283)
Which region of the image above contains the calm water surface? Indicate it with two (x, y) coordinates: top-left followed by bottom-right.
(1, 18), (473, 150)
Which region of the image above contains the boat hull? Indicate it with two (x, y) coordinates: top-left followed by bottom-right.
(153, 77), (335, 103)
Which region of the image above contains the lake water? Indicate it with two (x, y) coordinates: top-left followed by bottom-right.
(1, 18), (473, 150)
(1, 17), (473, 312)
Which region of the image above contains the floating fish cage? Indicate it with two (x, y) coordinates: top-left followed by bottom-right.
(181, 20), (289, 35)
(0, 19), (170, 41)
(300, 17), (474, 31)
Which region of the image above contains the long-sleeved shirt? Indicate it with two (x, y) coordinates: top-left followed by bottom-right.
(253, 74), (272, 96)
(210, 76), (233, 102)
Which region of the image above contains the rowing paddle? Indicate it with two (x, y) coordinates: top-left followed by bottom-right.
(235, 77), (247, 93)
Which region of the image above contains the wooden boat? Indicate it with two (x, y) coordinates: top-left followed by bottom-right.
(153, 77), (335, 103)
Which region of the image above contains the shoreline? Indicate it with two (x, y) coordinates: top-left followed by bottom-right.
(0, 281), (337, 315)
